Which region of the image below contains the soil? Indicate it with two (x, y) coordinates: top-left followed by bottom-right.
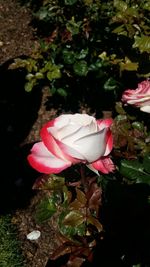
(0, 1), (62, 266)
(0, 0), (38, 65)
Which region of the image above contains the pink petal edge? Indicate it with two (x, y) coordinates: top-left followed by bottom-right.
(91, 157), (115, 174)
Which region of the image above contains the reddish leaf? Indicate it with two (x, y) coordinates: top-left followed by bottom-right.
(86, 182), (102, 215)
(63, 210), (85, 227)
(67, 256), (85, 267)
(87, 215), (103, 232)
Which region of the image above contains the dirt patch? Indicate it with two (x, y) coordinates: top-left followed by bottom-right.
(12, 191), (62, 267)
(0, 0), (38, 65)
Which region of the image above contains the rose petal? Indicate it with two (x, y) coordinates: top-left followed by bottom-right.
(140, 105), (150, 113)
(73, 129), (107, 162)
(104, 129), (113, 156)
(86, 164), (100, 176)
(97, 118), (113, 130)
(40, 124), (68, 161)
(55, 114), (97, 142)
(91, 157), (115, 174)
(55, 139), (86, 162)
(27, 142), (71, 174)
(27, 230), (41, 241)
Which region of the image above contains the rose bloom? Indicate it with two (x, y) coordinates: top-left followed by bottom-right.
(27, 113), (115, 175)
(122, 80), (150, 113)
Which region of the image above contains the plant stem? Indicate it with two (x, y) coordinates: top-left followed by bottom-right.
(80, 164), (88, 192)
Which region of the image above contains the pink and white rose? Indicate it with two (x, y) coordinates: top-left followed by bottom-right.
(122, 80), (150, 113)
(27, 113), (114, 175)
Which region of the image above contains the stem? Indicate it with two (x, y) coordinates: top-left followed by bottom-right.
(80, 164), (88, 192)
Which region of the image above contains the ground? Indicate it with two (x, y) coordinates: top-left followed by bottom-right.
(0, 1), (60, 266)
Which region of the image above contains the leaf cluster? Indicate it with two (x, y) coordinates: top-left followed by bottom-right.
(10, 0), (150, 110)
(33, 174), (102, 266)
(112, 102), (150, 160)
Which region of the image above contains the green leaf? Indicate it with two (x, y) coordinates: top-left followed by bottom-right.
(133, 35), (150, 53)
(66, 17), (82, 35)
(37, 7), (48, 20)
(89, 59), (103, 71)
(64, 0), (77, 5)
(115, 102), (126, 115)
(104, 77), (117, 91)
(62, 49), (75, 64)
(58, 210), (85, 240)
(47, 67), (61, 81)
(35, 72), (44, 79)
(132, 121), (144, 131)
(73, 60), (88, 76)
(24, 80), (36, 92)
(26, 74), (34, 81)
(143, 154), (150, 173)
(112, 25), (127, 36)
(57, 88), (68, 97)
(35, 196), (57, 223)
(120, 159), (150, 184)
(120, 59), (139, 72)
(75, 48), (89, 59)
(63, 210), (84, 227)
(114, 0), (128, 11)
(143, 0), (150, 11)
(120, 160), (143, 181)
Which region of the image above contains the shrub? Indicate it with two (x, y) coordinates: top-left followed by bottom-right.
(12, 0), (150, 113)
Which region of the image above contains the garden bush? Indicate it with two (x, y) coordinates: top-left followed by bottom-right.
(13, 0), (150, 114)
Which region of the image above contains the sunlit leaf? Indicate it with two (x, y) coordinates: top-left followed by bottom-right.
(143, 1), (150, 11)
(63, 210), (85, 227)
(24, 81), (35, 92)
(66, 17), (82, 35)
(133, 35), (150, 53)
(47, 67), (61, 80)
(112, 25), (127, 36)
(114, 0), (128, 11)
(120, 58), (139, 72)
(35, 72), (44, 79)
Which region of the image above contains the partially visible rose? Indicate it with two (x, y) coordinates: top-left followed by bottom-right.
(122, 80), (150, 113)
(27, 113), (115, 175)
